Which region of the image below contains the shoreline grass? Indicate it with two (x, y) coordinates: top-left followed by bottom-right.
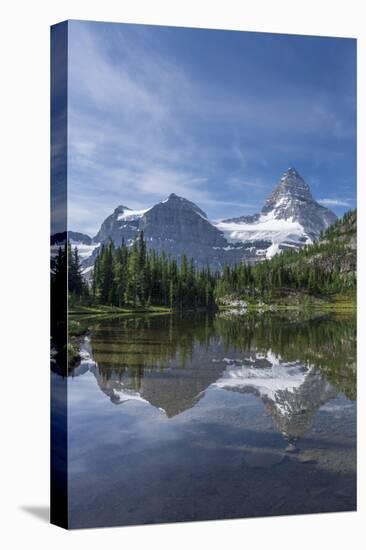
(69, 304), (172, 316)
(69, 292), (355, 322)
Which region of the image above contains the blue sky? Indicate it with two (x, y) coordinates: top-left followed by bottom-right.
(67, 20), (356, 236)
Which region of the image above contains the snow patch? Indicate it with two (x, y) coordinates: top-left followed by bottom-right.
(215, 211), (306, 244)
(50, 241), (100, 262)
(266, 243), (280, 259)
(117, 208), (150, 222)
(214, 208), (313, 260)
(212, 350), (312, 416)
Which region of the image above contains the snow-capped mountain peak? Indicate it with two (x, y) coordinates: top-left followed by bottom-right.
(262, 167), (313, 217)
(215, 168), (337, 258)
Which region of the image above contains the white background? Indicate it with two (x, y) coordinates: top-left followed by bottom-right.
(1, 1), (365, 548)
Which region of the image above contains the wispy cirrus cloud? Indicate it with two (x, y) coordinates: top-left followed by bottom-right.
(318, 198), (354, 207)
(66, 21), (356, 235)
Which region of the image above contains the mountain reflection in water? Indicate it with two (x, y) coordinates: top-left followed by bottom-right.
(69, 312), (356, 445)
(61, 311), (356, 528)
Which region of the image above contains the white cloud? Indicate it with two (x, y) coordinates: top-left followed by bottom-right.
(318, 198), (353, 207)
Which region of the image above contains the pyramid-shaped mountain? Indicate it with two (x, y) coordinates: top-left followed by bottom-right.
(215, 168), (337, 258)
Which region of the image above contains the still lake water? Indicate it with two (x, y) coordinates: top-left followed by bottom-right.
(62, 311), (356, 528)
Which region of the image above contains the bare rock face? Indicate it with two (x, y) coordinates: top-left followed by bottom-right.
(220, 168), (337, 246)
(263, 168), (314, 209)
(261, 168), (337, 238)
(138, 194), (234, 269)
(94, 205), (140, 246)
(90, 194), (248, 270)
(141, 194), (220, 245)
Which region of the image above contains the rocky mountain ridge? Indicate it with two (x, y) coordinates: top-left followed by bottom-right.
(56, 168), (338, 270)
(216, 168), (337, 258)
